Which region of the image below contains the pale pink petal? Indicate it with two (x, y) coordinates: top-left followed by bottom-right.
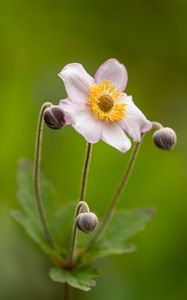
(102, 123), (131, 153)
(58, 63), (94, 104)
(60, 98), (102, 143)
(94, 58), (128, 91)
(72, 110), (102, 143)
(119, 95), (152, 142)
(59, 98), (84, 125)
(116, 93), (133, 105)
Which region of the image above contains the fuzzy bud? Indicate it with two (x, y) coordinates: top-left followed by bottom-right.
(76, 212), (98, 234)
(44, 105), (65, 129)
(153, 127), (177, 150)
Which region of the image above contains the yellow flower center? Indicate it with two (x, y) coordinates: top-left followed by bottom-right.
(98, 94), (114, 112)
(87, 80), (126, 122)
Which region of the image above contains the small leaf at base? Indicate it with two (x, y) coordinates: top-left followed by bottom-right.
(49, 265), (100, 291)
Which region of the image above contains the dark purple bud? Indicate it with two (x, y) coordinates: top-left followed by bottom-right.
(153, 127), (177, 150)
(44, 105), (65, 129)
(76, 212), (98, 234)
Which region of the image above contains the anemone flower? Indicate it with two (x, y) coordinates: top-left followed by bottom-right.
(59, 59), (152, 152)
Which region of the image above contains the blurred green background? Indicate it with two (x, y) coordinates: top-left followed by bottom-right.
(0, 0), (187, 299)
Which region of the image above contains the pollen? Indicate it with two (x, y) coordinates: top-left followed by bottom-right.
(87, 80), (126, 122)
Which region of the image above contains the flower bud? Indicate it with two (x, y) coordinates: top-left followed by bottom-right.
(76, 212), (98, 234)
(44, 105), (65, 129)
(153, 127), (177, 150)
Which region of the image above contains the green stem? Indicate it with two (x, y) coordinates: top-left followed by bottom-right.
(63, 283), (73, 300)
(34, 102), (54, 248)
(67, 202), (89, 267)
(79, 143), (93, 202)
(67, 143), (92, 267)
(80, 138), (144, 254)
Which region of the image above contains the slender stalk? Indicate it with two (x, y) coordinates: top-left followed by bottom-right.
(79, 142), (93, 202)
(81, 138), (144, 254)
(34, 102), (54, 248)
(67, 202), (89, 267)
(152, 121), (163, 130)
(67, 143), (92, 267)
(63, 283), (73, 300)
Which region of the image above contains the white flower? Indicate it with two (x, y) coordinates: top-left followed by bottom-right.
(59, 58), (152, 152)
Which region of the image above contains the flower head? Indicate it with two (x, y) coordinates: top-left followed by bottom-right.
(59, 59), (152, 152)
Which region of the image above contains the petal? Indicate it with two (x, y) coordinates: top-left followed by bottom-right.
(60, 99), (102, 143)
(102, 123), (131, 153)
(116, 93), (132, 105)
(72, 110), (102, 143)
(58, 63), (94, 104)
(119, 95), (152, 142)
(59, 98), (83, 125)
(94, 58), (128, 91)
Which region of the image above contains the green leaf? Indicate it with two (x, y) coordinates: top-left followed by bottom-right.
(15, 158), (154, 265)
(15, 159), (60, 253)
(49, 265), (100, 291)
(52, 203), (76, 252)
(15, 159), (76, 259)
(17, 159), (56, 224)
(79, 208), (155, 262)
(11, 210), (50, 254)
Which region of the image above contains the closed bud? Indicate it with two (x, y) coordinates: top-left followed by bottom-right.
(76, 212), (98, 234)
(44, 105), (65, 129)
(153, 127), (177, 150)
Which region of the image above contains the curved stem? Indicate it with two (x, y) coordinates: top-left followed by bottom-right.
(67, 143), (92, 267)
(80, 138), (144, 254)
(152, 121), (163, 130)
(67, 202), (90, 267)
(34, 102), (54, 248)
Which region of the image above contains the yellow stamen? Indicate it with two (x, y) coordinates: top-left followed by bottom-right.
(87, 80), (126, 122)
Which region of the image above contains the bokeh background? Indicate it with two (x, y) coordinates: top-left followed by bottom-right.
(0, 0), (187, 299)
